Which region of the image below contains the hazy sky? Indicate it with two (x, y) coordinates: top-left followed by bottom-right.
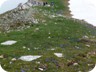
(0, 0), (27, 14)
(0, 0), (7, 7)
(69, 0), (96, 26)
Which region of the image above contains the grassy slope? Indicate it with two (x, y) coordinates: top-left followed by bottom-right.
(0, 0), (96, 72)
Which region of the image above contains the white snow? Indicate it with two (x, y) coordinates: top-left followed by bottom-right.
(0, 65), (7, 72)
(19, 55), (41, 61)
(89, 64), (96, 72)
(54, 53), (63, 57)
(1, 40), (17, 45)
(69, 0), (96, 26)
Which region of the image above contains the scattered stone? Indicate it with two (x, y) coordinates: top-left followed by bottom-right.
(44, 23), (47, 26)
(23, 46), (26, 49)
(33, 19), (38, 24)
(73, 63), (78, 66)
(88, 64), (93, 66)
(11, 58), (17, 61)
(91, 36), (95, 38)
(82, 35), (89, 39)
(27, 48), (30, 51)
(86, 44), (90, 47)
(51, 15), (56, 18)
(0, 54), (8, 59)
(54, 53), (63, 57)
(34, 47), (39, 50)
(46, 4), (50, 7)
(9, 61), (13, 64)
(36, 61), (40, 64)
(55, 22), (57, 24)
(48, 32), (51, 34)
(19, 55), (41, 61)
(67, 60), (78, 66)
(42, 20), (46, 23)
(1, 40), (17, 45)
(50, 48), (55, 51)
(78, 36), (96, 43)
(0, 55), (4, 59)
(38, 64), (47, 71)
(75, 46), (80, 49)
(38, 68), (44, 71)
(48, 36), (51, 39)
(34, 28), (39, 31)
(57, 14), (63, 17)
(78, 71), (82, 72)
(87, 50), (96, 57)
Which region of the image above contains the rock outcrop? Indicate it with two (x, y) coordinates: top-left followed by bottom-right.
(17, 0), (48, 10)
(0, 0), (49, 32)
(0, 7), (39, 32)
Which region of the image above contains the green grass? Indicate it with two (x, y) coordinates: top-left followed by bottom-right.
(0, 17), (96, 72)
(0, 0), (96, 72)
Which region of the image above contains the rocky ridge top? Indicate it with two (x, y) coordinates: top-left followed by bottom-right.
(0, 0), (49, 32)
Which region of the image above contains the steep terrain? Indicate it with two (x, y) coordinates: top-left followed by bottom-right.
(0, 0), (96, 72)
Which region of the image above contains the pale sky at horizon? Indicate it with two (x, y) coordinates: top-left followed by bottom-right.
(0, 0), (7, 7)
(0, 0), (27, 14)
(69, 0), (96, 26)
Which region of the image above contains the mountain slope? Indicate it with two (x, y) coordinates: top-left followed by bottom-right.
(0, 0), (96, 72)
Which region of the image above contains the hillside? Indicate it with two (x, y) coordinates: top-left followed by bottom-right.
(0, 0), (96, 72)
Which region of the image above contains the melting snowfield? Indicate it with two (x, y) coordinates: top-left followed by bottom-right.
(0, 0), (27, 14)
(69, 0), (96, 26)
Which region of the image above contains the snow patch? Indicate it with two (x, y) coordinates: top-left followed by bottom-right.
(19, 55), (41, 61)
(1, 40), (17, 45)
